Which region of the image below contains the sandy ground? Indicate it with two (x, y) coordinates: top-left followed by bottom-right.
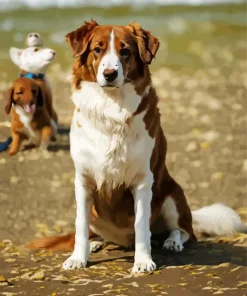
(0, 65), (246, 295)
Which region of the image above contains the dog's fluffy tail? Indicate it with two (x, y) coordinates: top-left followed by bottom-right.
(27, 233), (75, 251)
(192, 203), (247, 236)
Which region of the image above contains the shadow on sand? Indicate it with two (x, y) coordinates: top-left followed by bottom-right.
(87, 235), (247, 269)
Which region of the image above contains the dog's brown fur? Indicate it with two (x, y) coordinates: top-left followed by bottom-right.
(20, 70), (58, 124)
(5, 77), (57, 156)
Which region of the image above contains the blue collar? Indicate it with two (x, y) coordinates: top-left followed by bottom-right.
(20, 72), (45, 79)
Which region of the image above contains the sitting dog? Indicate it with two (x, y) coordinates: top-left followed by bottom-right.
(28, 20), (246, 274)
(5, 78), (57, 155)
(9, 46), (58, 124)
(25, 32), (43, 47)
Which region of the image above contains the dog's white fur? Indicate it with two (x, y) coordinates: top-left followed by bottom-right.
(192, 203), (246, 236)
(161, 197), (188, 251)
(96, 30), (124, 88)
(15, 106), (40, 146)
(9, 47), (55, 74)
(63, 81), (156, 273)
(14, 105), (57, 147)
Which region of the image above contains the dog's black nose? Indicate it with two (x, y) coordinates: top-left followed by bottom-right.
(103, 69), (118, 82)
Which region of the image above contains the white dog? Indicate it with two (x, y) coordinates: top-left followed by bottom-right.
(9, 46), (56, 75)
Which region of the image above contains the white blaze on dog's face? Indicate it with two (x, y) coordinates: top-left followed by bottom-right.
(25, 32), (43, 47)
(96, 30), (124, 89)
(9, 47), (56, 73)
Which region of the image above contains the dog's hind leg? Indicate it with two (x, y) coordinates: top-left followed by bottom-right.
(160, 181), (196, 252)
(90, 237), (105, 253)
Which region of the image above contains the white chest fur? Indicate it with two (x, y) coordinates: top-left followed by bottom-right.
(15, 105), (41, 144)
(70, 82), (155, 189)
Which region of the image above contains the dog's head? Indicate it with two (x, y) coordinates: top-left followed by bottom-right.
(9, 46), (56, 73)
(66, 20), (160, 89)
(25, 32), (43, 47)
(5, 78), (44, 115)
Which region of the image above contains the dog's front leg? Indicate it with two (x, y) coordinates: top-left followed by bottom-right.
(132, 174), (156, 273)
(63, 172), (93, 270)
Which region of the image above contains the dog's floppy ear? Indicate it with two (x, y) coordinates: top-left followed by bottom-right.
(127, 22), (160, 65)
(9, 47), (23, 66)
(66, 19), (99, 58)
(5, 87), (14, 115)
(37, 86), (44, 107)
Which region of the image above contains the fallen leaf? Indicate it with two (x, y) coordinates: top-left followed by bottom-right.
(145, 284), (160, 288)
(212, 263), (230, 268)
(125, 282), (139, 288)
(200, 141), (210, 149)
(213, 291), (224, 295)
(230, 267), (242, 272)
(90, 265), (108, 270)
(5, 258), (16, 263)
(212, 172), (223, 180)
(237, 281), (247, 288)
(30, 271), (45, 281)
(52, 275), (69, 283)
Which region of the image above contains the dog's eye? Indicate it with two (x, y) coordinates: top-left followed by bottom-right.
(34, 48), (39, 52)
(94, 47), (101, 54)
(120, 48), (130, 60)
(34, 34), (38, 38)
(16, 91), (23, 95)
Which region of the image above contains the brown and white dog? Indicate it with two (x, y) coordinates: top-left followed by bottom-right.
(28, 20), (246, 273)
(5, 77), (57, 155)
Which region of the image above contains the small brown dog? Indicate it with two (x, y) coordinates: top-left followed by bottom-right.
(5, 77), (57, 156)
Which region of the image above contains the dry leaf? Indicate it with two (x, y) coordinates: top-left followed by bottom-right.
(30, 271), (45, 281)
(212, 263), (230, 268)
(237, 281), (247, 288)
(230, 266), (242, 272)
(5, 258), (16, 263)
(213, 291), (224, 295)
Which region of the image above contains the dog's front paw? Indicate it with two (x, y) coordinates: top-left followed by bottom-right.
(132, 259), (156, 274)
(9, 150), (17, 156)
(62, 255), (87, 270)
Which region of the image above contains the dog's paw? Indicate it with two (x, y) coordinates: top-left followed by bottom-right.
(39, 141), (49, 151)
(9, 150), (17, 156)
(62, 256), (87, 270)
(90, 241), (104, 253)
(163, 238), (184, 252)
(132, 259), (156, 274)
(163, 229), (184, 252)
